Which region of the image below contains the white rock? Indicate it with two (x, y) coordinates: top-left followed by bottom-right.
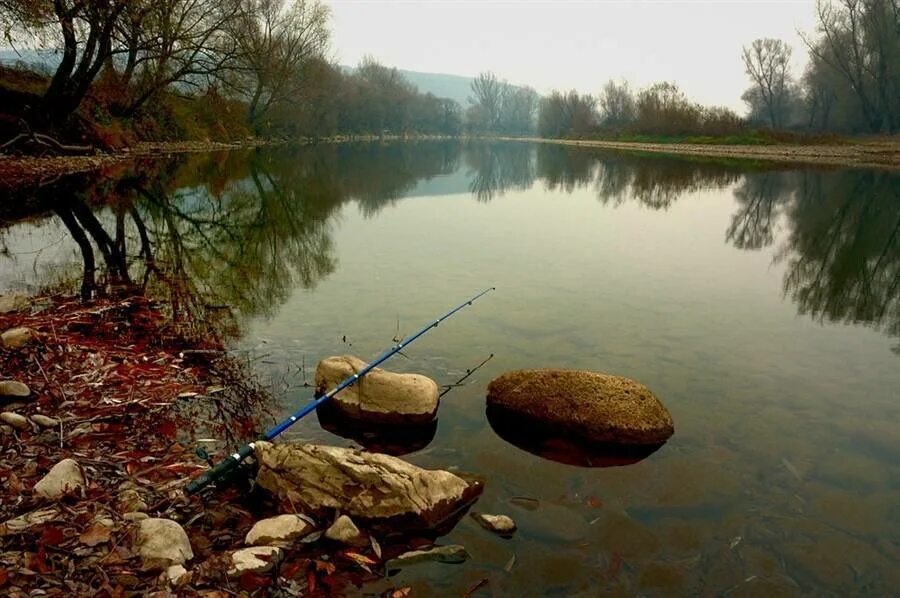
(471, 512), (517, 535)
(245, 514), (315, 547)
(315, 355), (439, 424)
(0, 507), (59, 534)
(30, 414), (59, 428)
(255, 442), (482, 531)
(228, 546), (282, 575)
(0, 293), (29, 314)
(33, 458), (85, 499)
(0, 380), (30, 398)
(1, 412), (30, 430)
(118, 488), (149, 513)
(135, 518), (194, 568)
(1, 327), (37, 348)
(324, 515), (367, 547)
(166, 564), (189, 586)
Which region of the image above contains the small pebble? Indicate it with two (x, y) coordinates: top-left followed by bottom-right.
(0, 412), (30, 430)
(0, 380), (30, 398)
(30, 414), (59, 428)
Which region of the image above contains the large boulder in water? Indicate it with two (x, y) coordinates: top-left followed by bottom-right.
(486, 369), (673, 445)
(315, 355), (439, 424)
(254, 441), (482, 532)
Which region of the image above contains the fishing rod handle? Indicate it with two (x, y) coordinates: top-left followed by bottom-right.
(185, 441), (256, 495)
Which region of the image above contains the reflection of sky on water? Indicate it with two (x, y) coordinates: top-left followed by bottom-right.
(0, 141), (898, 594)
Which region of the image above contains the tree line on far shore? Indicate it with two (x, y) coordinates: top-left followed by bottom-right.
(0, 0), (896, 147)
(535, 0), (899, 139)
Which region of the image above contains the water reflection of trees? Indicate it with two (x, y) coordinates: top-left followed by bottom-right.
(463, 143), (899, 351)
(5, 141), (898, 352)
(3, 141), (467, 335)
(531, 145), (744, 209)
(465, 141), (536, 202)
(780, 171), (900, 353)
(338, 141), (462, 216)
(726, 172), (796, 250)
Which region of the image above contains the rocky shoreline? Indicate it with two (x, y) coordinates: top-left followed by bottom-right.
(0, 292), (494, 596)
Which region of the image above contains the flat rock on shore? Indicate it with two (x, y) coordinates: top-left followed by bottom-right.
(254, 441), (482, 531)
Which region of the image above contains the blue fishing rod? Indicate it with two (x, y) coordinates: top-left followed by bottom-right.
(185, 288), (495, 495)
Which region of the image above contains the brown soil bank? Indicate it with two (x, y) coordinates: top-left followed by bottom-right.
(527, 138), (900, 171)
(0, 139), (274, 191)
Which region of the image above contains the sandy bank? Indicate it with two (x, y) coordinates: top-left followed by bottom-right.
(521, 137), (900, 171)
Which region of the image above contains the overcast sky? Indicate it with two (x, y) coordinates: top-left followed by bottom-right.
(328, 0), (819, 113)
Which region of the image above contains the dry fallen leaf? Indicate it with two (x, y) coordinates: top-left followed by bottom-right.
(79, 522), (112, 547)
(314, 559), (336, 576)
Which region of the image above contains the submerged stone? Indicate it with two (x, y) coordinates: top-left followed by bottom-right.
(315, 355), (439, 424)
(385, 544), (469, 570)
(486, 369), (674, 445)
(471, 512), (517, 535)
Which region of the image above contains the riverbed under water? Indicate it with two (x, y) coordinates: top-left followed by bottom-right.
(1, 141), (898, 595)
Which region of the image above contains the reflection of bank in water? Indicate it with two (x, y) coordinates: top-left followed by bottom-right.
(317, 402), (437, 456)
(486, 404), (665, 467)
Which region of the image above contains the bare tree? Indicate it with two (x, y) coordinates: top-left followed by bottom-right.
(0, 1), (47, 48)
(12, 0), (129, 128)
(599, 79), (636, 128)
(741, 38), (794, 128)
(469, 71), (508, 132)
(501, 86), (539, 134)
(537, 90), (596, 138)
(228, 0), (330, 129)
(801, 0), (900, 133)
(113, 0), (242, 115)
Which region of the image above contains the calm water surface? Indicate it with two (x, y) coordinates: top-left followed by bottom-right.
(1, 141), (898, 595)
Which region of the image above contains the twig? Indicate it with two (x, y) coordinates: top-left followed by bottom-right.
(33, 354), (70, 404)
(440, 353), (494, 398)
(463, 578), (489, 597)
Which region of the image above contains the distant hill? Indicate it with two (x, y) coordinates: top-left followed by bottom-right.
(0, 49), (57, 73)
(340, 64), (476, 107)
(3, 51), (483, 108)
(396, 69), (475, 107)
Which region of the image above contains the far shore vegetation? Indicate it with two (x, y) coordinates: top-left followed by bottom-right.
(0, 0), (897, 155)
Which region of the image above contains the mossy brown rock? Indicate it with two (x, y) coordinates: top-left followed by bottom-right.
(486, 369), (673, 445)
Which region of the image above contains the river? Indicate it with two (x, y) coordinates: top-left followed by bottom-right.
(1, 140), (898, 595)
